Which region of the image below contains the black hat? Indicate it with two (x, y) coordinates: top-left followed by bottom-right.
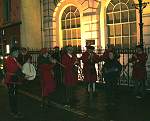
(86, 45), (94, 50)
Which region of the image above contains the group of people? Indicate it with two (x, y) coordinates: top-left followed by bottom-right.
(2, 44), (148, 119)
(37, 44), (148, 105)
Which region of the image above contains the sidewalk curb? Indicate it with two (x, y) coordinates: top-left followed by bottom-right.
(19, 90), (95, 120)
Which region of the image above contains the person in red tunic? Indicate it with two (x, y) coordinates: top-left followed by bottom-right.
(80, 45), (100, 94)
(37, 48), (56, 107)
(4, 47), (24, 118)
(129, 45), (148, 98)
(61, 46), (79, 104)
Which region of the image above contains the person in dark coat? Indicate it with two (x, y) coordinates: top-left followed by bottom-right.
(102, 51), (122, 102)
(4, 47), (24, 118)
(102, 44), (120, 62)
(37, 48), (56, 107)
(129, 45), (148, 98)
(17, 47), (30, 66)
(52, 46), (63, 87)
(61, 46), (79, 104)
(81, 45), (100, 94)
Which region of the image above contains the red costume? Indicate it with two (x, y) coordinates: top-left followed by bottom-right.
(62, 53), (78, 86)
(39, 63), (55, 97)
(38, 48), (56, 97)
(81, 51), (100, 82)
(4, 56), (20, 84)
(131, 53), (148, 80)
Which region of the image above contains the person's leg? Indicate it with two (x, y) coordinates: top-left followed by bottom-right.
(65, 86), (71, 104)
(70, 86), (74, 103)
(134, 80), (139, 96)
(70, 86), (78, 103)
(139, 80), (145, 97)
(87, 83), (91, 93)
(41, 88), (50, 109)
(92, 82), (96, 92)
(8, 84), (18, 115)
(112, 79), (118, 96)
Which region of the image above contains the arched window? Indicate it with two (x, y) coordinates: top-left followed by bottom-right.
(61, 6), (81, 47)
(106, 0), (137, 48)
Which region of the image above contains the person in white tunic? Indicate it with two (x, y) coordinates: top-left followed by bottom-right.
(22, 56), (36, 81)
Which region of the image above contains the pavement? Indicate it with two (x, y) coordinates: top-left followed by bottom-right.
(1, 79), (150, 121)
(0, 85), (91, 121)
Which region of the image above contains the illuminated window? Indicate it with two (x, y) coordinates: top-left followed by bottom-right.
(106, 0), (137, 48)
(61, 6), (81, 47)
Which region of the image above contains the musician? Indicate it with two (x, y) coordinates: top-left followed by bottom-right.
(22, 55), (36, 81)
(129, 45), (148, 98)
(52, 46), (63, 86)
(37, 48), (56, 108)
(80, 45), (100, 94)
(17, 47), (30, 66)
(61, 45), (79, 105)
(4, 47), (24, 118)
(102, 44), (120, 62)
(102, 51), (122, 100)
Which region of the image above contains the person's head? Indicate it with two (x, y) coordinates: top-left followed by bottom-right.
(136, 45), (143, 54)
(40, 48), (49, 57)
(86, 45), (95, 53)
(21, 47), (27, 55)
(66, 45), (74, 54)
(10, 47), (19, 58)
(108, 44), (115, 51)
(53, 46), (59, 53)
(108, 51), (114, 60)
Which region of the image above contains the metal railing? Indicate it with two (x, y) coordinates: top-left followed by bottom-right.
(28, 47), (150, 87)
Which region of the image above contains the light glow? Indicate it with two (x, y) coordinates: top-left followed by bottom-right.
(6, 45), (10, 54)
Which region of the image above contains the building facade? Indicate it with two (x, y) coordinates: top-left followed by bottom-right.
(0, 0), (150, 52)
(0, 0), (21, 53)
(0, 0), (41, 53)
(42, 0), (150, 49)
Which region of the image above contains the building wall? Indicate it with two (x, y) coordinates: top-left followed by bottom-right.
(1, 0), (150, 50)
(0, 0), (21, 52)
(97, 0), (150, 48)
(0, 0), (3, 25)
(49, 0), (150, 49)
(130, 0), (150, 47)
(21, 0), (42, 49)
(43, 0), (101, 49)
(11, 0), (21, 22)
(143, 2), (150, 47)
(19, 0), (150, 49)
(0, 0), (21, 24)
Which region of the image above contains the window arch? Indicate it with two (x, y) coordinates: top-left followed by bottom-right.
(106, 0), (137, 48)
(61, 6), (81, 47)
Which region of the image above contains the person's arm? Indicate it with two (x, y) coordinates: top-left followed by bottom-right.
(138, 53), (148, 65)
(14, 58), (22, 69)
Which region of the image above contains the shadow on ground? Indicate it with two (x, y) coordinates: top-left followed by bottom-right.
(19, 78), (150, 121)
